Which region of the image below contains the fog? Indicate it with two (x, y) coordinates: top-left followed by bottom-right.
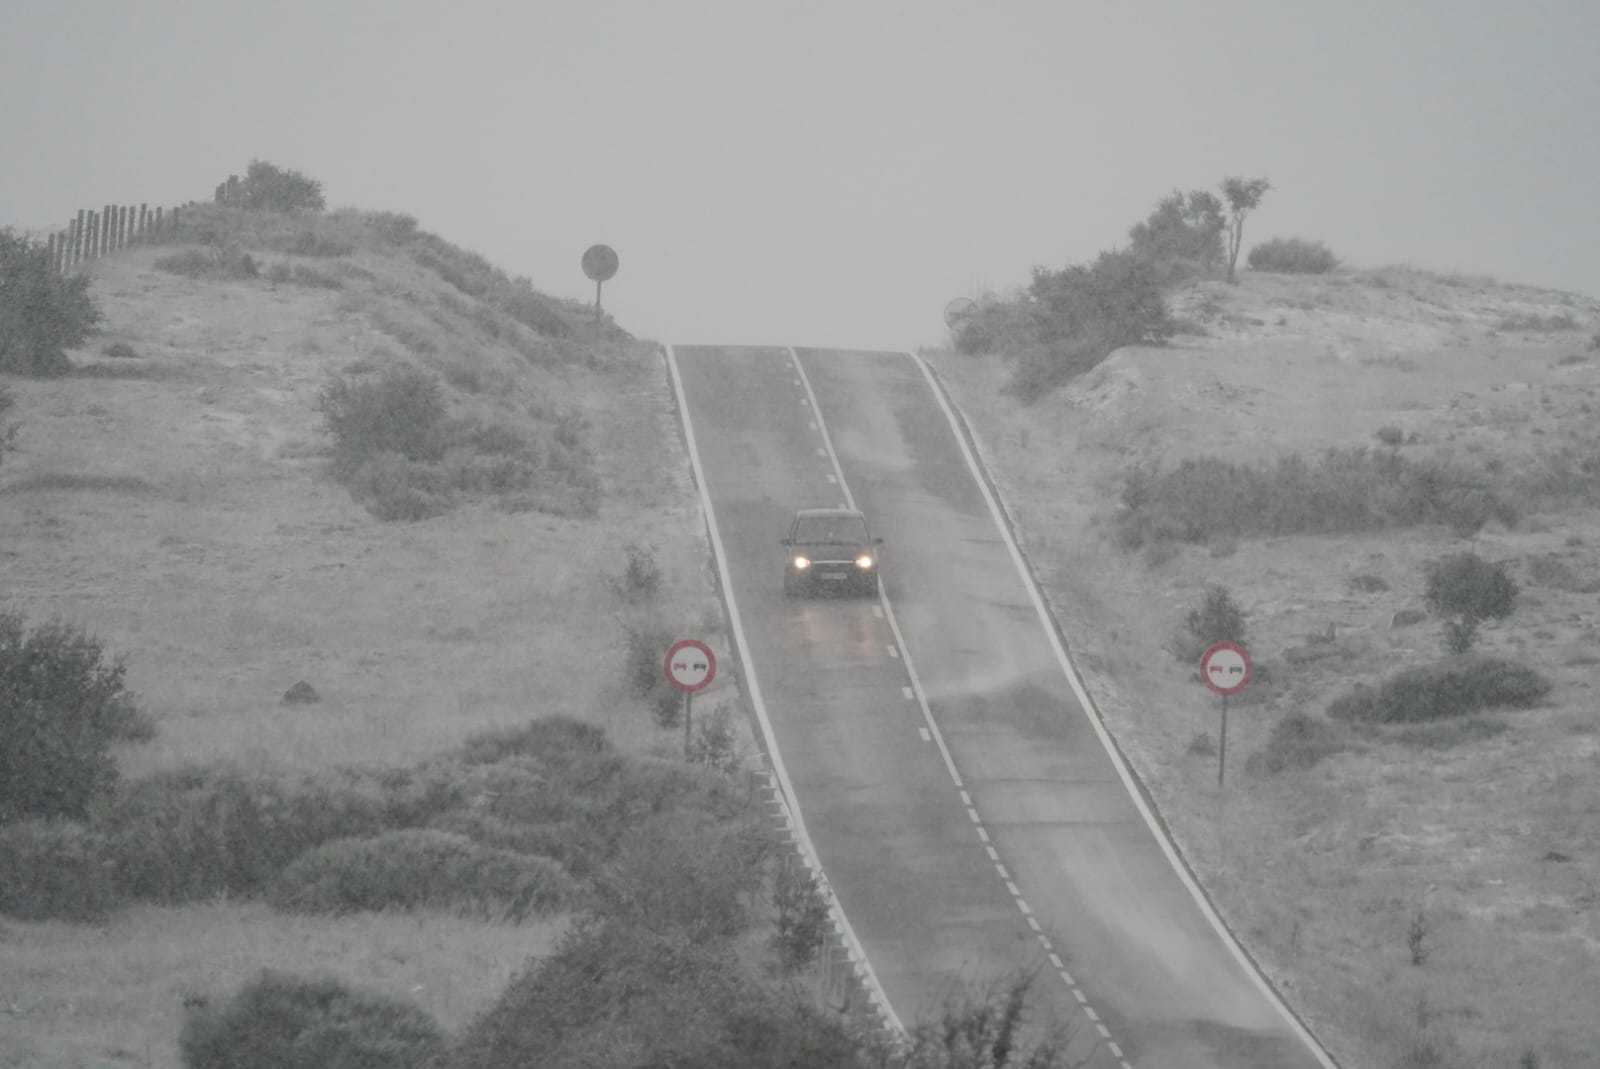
(4, 1), (1596, 351)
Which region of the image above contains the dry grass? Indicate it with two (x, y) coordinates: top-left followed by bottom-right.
(0, 238), (737, 1068)
(931, 267), (1600, 1068)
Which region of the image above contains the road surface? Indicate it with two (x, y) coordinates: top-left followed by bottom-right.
(668, 344), (1333, 1069)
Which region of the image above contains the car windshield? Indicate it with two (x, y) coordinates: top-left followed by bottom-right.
(794, 514), (869, 543)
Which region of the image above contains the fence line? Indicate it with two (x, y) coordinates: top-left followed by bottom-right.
(43, 202), (184, 275)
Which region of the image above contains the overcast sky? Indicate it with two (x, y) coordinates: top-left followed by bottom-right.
(4, 1), (1597, 351)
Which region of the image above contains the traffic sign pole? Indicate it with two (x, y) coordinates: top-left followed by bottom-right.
(1218, 694), (1229, 788)
(684, 690), (693, 758)
(664, 638), (716, 758)
(1198, 642), (1252, 789)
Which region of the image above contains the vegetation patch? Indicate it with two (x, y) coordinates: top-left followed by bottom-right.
(180, 970), (444, 1069)
(1247, 236), (1340, 274)
(270, 828), (576, 920)
(1253, 712), (1346, 774)
(1116, 448), (1518, 549)
(1, 227), (101, 376)
(0, 818), (119, 921)
(317, 365), (597, 520)
(1327, 657), (1550, 724)
(154, 245), (260, 280)
(1495, 312), (1582, 333)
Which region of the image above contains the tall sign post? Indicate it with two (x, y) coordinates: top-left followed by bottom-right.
(581, 244), (619, 353)
(1199, 641), (1252, 787)
(664, 638), (716, 757)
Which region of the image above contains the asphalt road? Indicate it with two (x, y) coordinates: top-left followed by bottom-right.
(668, 345), (1334, 1069)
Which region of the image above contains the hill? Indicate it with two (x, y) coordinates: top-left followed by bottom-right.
(0, 208), (746, 1068)
(932, 266), (1600, 1068)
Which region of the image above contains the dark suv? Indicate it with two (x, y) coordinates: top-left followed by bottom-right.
(782, 508), (883, 597)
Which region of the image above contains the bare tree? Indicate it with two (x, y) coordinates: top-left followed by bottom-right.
(1220, 176), (1272, 283)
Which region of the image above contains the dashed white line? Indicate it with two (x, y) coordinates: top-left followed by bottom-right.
(985, 845), (1000, 862)
(826, 473), (837, 484)
(996, 863), (1010, 880)
(1005, 881), (1021, 897)
(1018, 899), (1034, 917)
(918, 727), (932, 743)
(886, 645), (899, 659)
(1108, 1042), (1124, 1059)
(959, 790), (971, 806)
(1084, 1006), (1100, 1023)
(976, 826), (989, 843)
(1072, 989), (1088, 1005)
(1025, 916), (1041, 931)
(901, 686), (914, 700)
(966, 808), (981, 824)
(1049, 953), (1063, 969)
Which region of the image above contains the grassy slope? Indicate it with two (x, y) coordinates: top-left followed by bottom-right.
(0, 217), (739, 1068)
(931, 267), (1600, 1069)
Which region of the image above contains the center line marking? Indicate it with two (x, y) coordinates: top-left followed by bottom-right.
(918, 727), (931, 743)
(886, 645), (899, 659)
(901, 686), (914, 700)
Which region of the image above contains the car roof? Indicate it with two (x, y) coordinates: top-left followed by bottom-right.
(794, 507), (865, 519)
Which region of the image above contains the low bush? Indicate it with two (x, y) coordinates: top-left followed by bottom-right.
(1175, 584), (1248, 664)
(1495, 312), (1581, 333)
(1255, 712), (1345, 773)
(1424, 552), (1518, 653)
(154, 246), (260, 280)
(1247, 237), (1339, 274)
(0, 818), (121, 920)
(1, 228), (100, 375)
(180, 971), (444, 1069)
(270, 827), (576, 920)
(0, 385), (16, 464)
(595, 808), (769, 939)
(0, 613), (153, 821)
(457, 715), (611, 767)
(1116, 449), (1517, 549)
(98, 764), (454, 903)
(1327, 657), (1550, 724)
(616, 543), (662, 602)
(234, 159), (326, 213)
(319, 366), (448, 471)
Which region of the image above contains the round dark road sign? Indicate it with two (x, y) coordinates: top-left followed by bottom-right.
(1199, 642), (1253, 696)
(582, 244), (619, 282)
(664, 638), (716, 693)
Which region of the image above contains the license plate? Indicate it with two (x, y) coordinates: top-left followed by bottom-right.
(820, 572), (849, 581)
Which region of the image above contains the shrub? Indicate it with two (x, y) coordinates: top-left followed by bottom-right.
(1256, 713), (1344, 773)
(235, 159), (326, 213)
(1495, 312), (1580, 333)
(1126, 188), (1226, 282)
(1116, 449), (1517, 549)
(101, 765), (400, 902)
(1176, 584), (1248, 663)
(616, 543), (661, 602)
(319, 367), (448, 472)
(154, 246), (260, 280)
(179, 971), (444, 1069)
(1327, 657), (1550, 723)
(0, 384), (16, 464)
(0, 818), (121, 920)
(772, 861), (830, 972)
(1423, 552), (1518, 653)
(0, 614), (152, 822)
(1375, 425), (1406, 448)
(953, 295), (1036, 355)
(594, 808), (769, 939)
(456, 715), (611, 767)
(0, 228), (101, 375)
(1247, 237), (1339, 274)
(270, 828), (576, 920)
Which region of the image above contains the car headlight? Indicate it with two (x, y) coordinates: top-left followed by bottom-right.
(792, 556), (811, 570)
(855, 555), (875, 570)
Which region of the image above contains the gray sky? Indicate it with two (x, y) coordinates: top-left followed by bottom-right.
(5, 1), (1597, 351)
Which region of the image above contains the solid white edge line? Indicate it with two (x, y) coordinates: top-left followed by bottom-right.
(905, 351), (1339, 1069)
(664, 344), (904, 1037)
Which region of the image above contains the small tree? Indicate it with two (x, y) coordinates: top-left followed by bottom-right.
(0, 614), (152, 822)
(1220, 176), (1271, 283)
(238, 159), (326, 213)
(1423, 552), (1517, 654)
(1181, 584), (1248, 662)
(0, 228), (102, 375)
(1127, 188), (1227, 281)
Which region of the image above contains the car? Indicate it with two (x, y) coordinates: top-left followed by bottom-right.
(782, 507), (884, 597)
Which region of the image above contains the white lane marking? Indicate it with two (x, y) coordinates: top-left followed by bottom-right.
(663, 345), (903, 1036)
(1049, 953), (1064, 969)
(1037, 935), (1053, 951)
(976, 825), (989, 843)
(871, 605), (884, 619)
(959, 790), (971, 807)
(1025, 916), (1041, 931)
(1072, 989), (1088, 1005)
(1108, 1042), (1124, 1059)
(901, 686), (914, 700)
(1085, 1006), (1100, 1023)
(815, 447), (826, 457)
(918, 727), (932, 743)
(809, 420), (818, 431)
(826, 473), (837, 484)
(887, 644), (899, 659)
(996, 863), (1010, 880)
(787, 348), (967, 791)
(906, 352), (1339, 1068)
(985, 845), (1000, 862)
(966, 808), (981, 824)
(1005, 881), (1021, 897)
(1018, 899), (1034, 917)
(1059, 969), (1076, 986)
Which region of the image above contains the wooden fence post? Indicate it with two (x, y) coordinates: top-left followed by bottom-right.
(137, 204), (148, 243)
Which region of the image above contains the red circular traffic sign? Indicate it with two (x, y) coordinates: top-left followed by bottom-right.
(1199, 642), (1252, 696)
(664, 639), (716, 693)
